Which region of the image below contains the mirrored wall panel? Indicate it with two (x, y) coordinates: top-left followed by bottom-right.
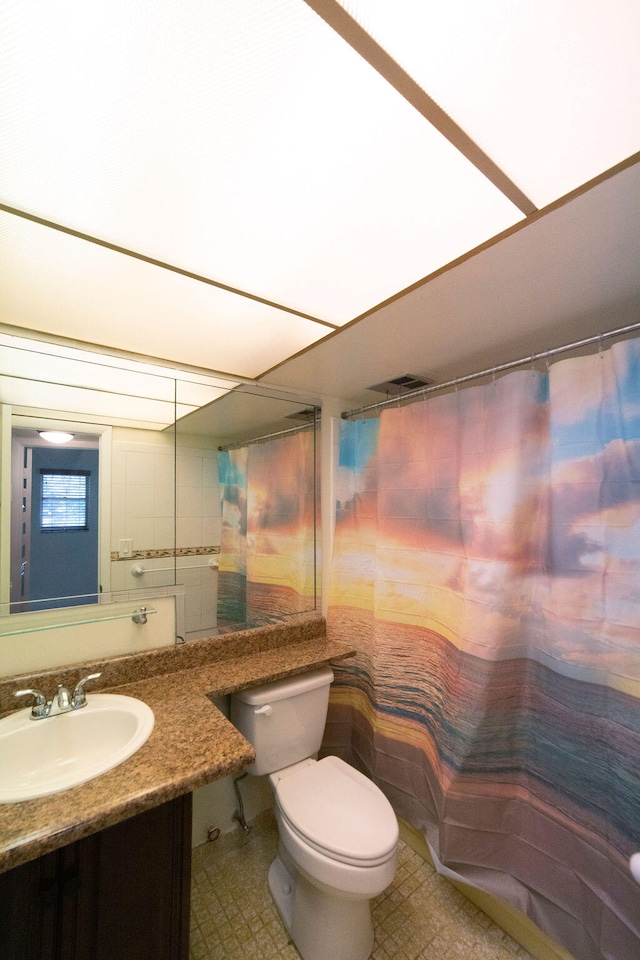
(0, 332), (321, 660)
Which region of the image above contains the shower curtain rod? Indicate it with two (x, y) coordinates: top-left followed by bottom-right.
(218, 415), (319, 451)
(341, 319), (640, 420)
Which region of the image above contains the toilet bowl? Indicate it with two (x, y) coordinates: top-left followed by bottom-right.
(230, 668), (398, 960)
(268, 757), (398, 960)
(271, 756), (398, 893)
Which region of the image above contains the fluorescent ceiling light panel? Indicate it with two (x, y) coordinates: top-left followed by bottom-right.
(0, 333), (240, 392)
(0, 212), (329, 378)
(0, 332), (237, 427)
(337, 0), (640, 208)
(1, 377), (181, 428)
(175, 380), (232, 409)
(2, 337), (177, 403)
(1, 0), (523, 328)
(1, 331), (234, 411)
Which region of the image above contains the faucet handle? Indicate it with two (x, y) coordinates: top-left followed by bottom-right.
(72, 672), (102, 708)
(14, 688), (50, 719)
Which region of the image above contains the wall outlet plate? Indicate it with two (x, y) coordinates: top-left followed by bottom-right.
(119, 538), (133, 558)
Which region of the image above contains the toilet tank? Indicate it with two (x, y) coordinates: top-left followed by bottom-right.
(230, 666), (334, 776)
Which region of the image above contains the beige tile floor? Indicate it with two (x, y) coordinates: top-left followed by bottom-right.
(190, 810), (535, 960)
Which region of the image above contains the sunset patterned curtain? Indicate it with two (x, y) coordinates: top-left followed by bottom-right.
(324, 337), (640, 960)
(218, 428), (318, 626)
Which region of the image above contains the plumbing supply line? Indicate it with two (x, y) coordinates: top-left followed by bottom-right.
(232, 772), (252, 835)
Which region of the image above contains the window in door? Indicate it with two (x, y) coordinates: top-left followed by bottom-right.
(40, 469), (90, 531)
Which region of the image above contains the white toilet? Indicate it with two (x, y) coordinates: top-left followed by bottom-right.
(230, 666), (398, 960)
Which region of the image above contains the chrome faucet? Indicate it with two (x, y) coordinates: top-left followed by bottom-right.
(14, 671), (102, 719)
(57, 684), (71, 710)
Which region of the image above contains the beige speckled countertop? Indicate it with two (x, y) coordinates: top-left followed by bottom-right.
(0, 615), (354, 876)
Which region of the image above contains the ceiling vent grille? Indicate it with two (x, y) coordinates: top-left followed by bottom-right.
(367, 374), (435, 396)
(285, 408), (319, 421)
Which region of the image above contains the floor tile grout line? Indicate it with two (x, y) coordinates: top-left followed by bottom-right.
(189, 810), (534, 960)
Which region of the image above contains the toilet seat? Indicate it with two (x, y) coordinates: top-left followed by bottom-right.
(274, 756), (398, 868)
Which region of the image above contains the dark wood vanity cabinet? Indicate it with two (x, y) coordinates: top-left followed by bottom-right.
(0, 793), (192, 960)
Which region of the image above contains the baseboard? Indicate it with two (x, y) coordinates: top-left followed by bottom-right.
(398, 819), (575, 960)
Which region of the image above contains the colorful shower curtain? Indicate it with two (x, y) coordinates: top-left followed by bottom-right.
(325, 337), (640, 960)
(218, 428), (318, 626)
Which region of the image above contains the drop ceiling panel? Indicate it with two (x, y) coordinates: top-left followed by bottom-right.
(1, 377), (182, 428)
(263, 160), (640, 404)
(0, 212), (329, 378)
(2, 336), (177, 402)
(1, 0), (523, 326)
(1, 0), (638, 400)
(0, 331), (241, 426)
(338, 0), (640, 208)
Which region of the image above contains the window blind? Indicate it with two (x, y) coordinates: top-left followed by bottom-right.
(40, 469), (89, 530)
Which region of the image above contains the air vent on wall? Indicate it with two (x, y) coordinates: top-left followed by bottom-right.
(285, 408), (319, 421)
(367, 374), (435, 396)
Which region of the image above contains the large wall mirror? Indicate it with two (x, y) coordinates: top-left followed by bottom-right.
(0, 331), (321, 654)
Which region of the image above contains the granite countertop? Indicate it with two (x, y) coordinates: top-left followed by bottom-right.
(0, 616), (354, 876)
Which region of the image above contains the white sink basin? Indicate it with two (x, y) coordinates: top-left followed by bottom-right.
(0, 694), (155, 802)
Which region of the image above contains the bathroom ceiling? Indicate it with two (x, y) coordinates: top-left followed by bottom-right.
(1, 0), (639, 415)
(0, 330), (237, 430)
(264, 155), (640, 411)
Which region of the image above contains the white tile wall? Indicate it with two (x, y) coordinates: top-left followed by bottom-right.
(110, 429), (221, 638)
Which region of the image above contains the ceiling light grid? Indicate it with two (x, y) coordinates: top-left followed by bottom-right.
(0, 0), (638, 383)
(335, 0), (640, 207)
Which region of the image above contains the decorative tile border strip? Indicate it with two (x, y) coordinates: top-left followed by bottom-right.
(110, 545), (220, 562)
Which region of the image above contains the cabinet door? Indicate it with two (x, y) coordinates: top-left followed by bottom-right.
(0, 793), (192, 960)
(83, 794), (192, 960)
(0, 847), (59, 960)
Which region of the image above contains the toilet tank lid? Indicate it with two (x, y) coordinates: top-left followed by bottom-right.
(231, 666), (334, 705)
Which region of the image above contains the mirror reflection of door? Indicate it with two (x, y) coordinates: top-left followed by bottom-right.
(10, 430), (100, 612)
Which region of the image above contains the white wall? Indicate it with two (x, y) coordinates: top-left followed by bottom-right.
(192, 694), (273, 847)
(0, 594), (177, 677)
